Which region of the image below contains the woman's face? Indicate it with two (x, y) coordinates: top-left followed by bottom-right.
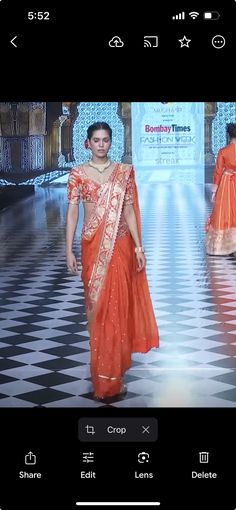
(88, 129), (112, 158)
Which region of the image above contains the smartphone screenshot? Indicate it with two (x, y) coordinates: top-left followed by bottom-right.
(0, 1), (235, 509)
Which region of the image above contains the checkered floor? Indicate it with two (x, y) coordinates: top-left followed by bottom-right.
(1, 183), (236, 407)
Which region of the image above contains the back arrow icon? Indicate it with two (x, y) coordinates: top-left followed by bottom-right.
(10, 36), (17, 47)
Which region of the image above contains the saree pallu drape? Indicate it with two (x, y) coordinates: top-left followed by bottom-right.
(81, 164), (159, 398)
(206, 170), (236, 255)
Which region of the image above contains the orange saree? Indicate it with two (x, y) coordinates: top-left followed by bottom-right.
(78, 163), (159, 398)
(206, 143), (236, 255)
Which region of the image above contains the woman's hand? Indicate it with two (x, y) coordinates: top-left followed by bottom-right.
(135, 251), (146, 272)
(66, 251), (79, 273)
(211, 192), (216, 203)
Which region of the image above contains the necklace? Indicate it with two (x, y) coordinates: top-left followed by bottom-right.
(88, 159), (112, 173)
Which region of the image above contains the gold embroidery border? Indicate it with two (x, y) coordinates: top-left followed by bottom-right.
(88, 163), (132, 312)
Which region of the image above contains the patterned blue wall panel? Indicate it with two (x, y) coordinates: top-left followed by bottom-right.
(212, 102), (236, 157)
(72, 102), (124, 165)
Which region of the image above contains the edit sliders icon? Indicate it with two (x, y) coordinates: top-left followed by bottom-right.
(109, 36), (124, 48)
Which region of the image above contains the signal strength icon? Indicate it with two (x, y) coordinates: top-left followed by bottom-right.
(172, 12), (185, 20)
(189, 11), (199, 19)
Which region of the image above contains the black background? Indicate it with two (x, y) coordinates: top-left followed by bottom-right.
(0, 408), (235, 509)
(0, 0), (234, 98)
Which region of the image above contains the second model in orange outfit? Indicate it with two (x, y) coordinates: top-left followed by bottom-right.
(206, 123), (236, 255)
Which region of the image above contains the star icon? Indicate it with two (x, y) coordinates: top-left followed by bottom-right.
(178, 35), (191, 47)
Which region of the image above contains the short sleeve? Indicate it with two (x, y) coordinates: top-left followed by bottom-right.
(124, 167), (134, 205)
(67, 169), (81, 205)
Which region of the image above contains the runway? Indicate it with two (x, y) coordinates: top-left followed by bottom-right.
(0, 183), (236, 407)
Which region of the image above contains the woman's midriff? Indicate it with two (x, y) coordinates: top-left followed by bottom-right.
(83, 202), (95, 225)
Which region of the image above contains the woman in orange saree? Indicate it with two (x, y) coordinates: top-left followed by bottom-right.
(66, 122), (159, 399)
(206, 123), (236, 255)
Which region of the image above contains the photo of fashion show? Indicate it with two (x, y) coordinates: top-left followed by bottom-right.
(0, 101), (236, 408)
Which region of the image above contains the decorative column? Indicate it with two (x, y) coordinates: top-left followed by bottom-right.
(58, 115), (69, 166)
(61, 102), (78, 163)
(24, 102), (46, 171)
(120, 102), (132, 163)
(0, 103), (11, 171)
(205, 102), (217, 164)
(51, 115), (68, 167)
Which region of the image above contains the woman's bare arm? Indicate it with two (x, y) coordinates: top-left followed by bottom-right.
(66, 203), (79, 271)
(123, 204), (146, 271)
(123, 204), (141, 247)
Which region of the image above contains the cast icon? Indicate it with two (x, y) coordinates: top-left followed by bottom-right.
(144, 36), (158, 48)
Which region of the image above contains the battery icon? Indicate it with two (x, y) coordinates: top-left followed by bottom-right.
(203, 11), (220, 20)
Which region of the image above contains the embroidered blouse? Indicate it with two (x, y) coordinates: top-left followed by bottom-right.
(67, 165), (134, 205)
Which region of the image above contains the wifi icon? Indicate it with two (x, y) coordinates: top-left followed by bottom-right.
(189, 11), (199, 19)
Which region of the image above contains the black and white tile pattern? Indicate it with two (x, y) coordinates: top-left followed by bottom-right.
(0, 183), (236, 407)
